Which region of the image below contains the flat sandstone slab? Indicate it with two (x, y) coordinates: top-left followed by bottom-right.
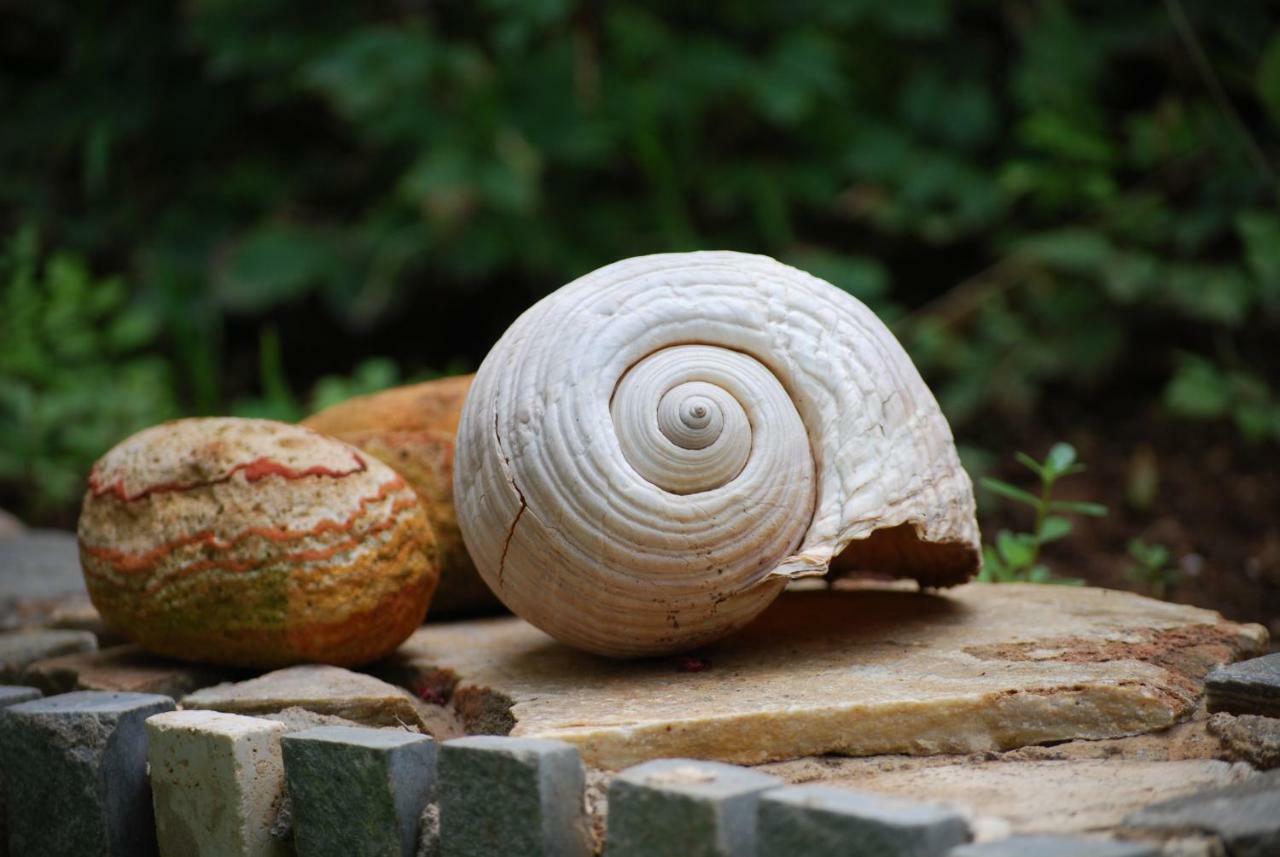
(393, 584), (1266, 769)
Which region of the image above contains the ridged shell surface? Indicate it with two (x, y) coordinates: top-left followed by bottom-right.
(78, 418), (438, 667)
(454, 251), (979, 657)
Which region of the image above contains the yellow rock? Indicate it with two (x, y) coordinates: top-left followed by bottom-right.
(391, 583), (1266, 769)
(302, 375), (502, 617)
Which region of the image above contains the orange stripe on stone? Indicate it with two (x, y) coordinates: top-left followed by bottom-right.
(82, 479), (414, 572)
(88, 452), (371, 502)
(83, 502), (422, 590)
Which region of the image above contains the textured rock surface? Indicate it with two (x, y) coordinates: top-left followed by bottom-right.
(392, 584), (1265, 768)
(438, 736), (591, 857)
(757, 785), (970, 857)
(303, 374), (502, 618)
(1208, 712), (1280, 769)
(147, 710), (289, 857)
(21, 644), (236, 697)
(1206, 653), (1280, 717)
(605, 759), (781, 857)
(182, 664), (462, 738)
(0, 690), (175, 856)
(0, 628), (97, 682)
(0, 685), (42, 857)
(1123, 770), (1280, 857)
(78, 417), (439, 668)
(0, 530), (91, 631)
(283, 725), (436, 857)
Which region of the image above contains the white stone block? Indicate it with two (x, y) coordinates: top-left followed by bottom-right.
(146, 710), (289, 857)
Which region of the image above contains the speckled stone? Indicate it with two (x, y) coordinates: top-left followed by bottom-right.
(147, 710), (289, 857)
(758, 785), (970, 857)
(78, 417), (439, 668)
(283, 725), (435, 857)
(605, 759), (780, 857)
(391, 584), (1265, 768)
(0, 686), (42, 857)
(1207, 653), (1280, 717)
(0, 690), (175, 856)
(438, 736), (590, 857)
(302, 374), (501, 618)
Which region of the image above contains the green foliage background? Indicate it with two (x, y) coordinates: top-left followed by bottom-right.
(3, 0), (1280, 520)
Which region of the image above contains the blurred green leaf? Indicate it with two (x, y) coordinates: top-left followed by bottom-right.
(981, 477), (1041, 508)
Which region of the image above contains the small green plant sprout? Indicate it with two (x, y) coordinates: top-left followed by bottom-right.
(1125, 538), (1178, 600)
(978, 442), (1108, 585)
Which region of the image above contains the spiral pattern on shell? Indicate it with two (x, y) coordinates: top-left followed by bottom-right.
(455, 251), (979, 657)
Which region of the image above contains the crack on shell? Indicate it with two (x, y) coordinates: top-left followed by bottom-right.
(493, 410), (528, 593)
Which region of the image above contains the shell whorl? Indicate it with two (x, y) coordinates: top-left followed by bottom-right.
(455, 251), (979, 657)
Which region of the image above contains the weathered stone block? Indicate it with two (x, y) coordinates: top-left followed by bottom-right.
(756, 784), (969, 857)
(0, 629), (96, 682)
(1207, 653), (1280, 717)
(1123, 769), (1280, 857)
(949, 836), (1159, 857)
(283, 725), (435, 857)
(182, 665), (461, 737)
(438, 735), (590, 857)
(147, 710), (289, 857)
(606, 758), (781, 857)
(0, 690), (174, 856)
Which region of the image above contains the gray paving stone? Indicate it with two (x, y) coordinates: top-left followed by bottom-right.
(757, 784), (970, 857)
(0, 690), (175, 857)
(1122, 769), (1280, 857)
(1207, 653), (1280, 717)
(0, 628), (97, 682)
(0, 685), (41, 708)
(605, 758), (781, 857)
(949, 835), (1159, 857)
(438, 735), (590, 857)
(283, 725), (435, 857)
(0, 530), (88, 631)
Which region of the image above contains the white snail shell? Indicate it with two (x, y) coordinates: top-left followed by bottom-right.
(454, 251), (979, 657)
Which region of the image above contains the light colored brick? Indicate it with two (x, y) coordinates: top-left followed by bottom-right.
(146, 710), (290, 857)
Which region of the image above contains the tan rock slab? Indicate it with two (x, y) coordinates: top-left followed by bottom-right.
(181, 665), (463, 739)
(22, 644), (235, 697)
(392, 583), (1266, 768)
